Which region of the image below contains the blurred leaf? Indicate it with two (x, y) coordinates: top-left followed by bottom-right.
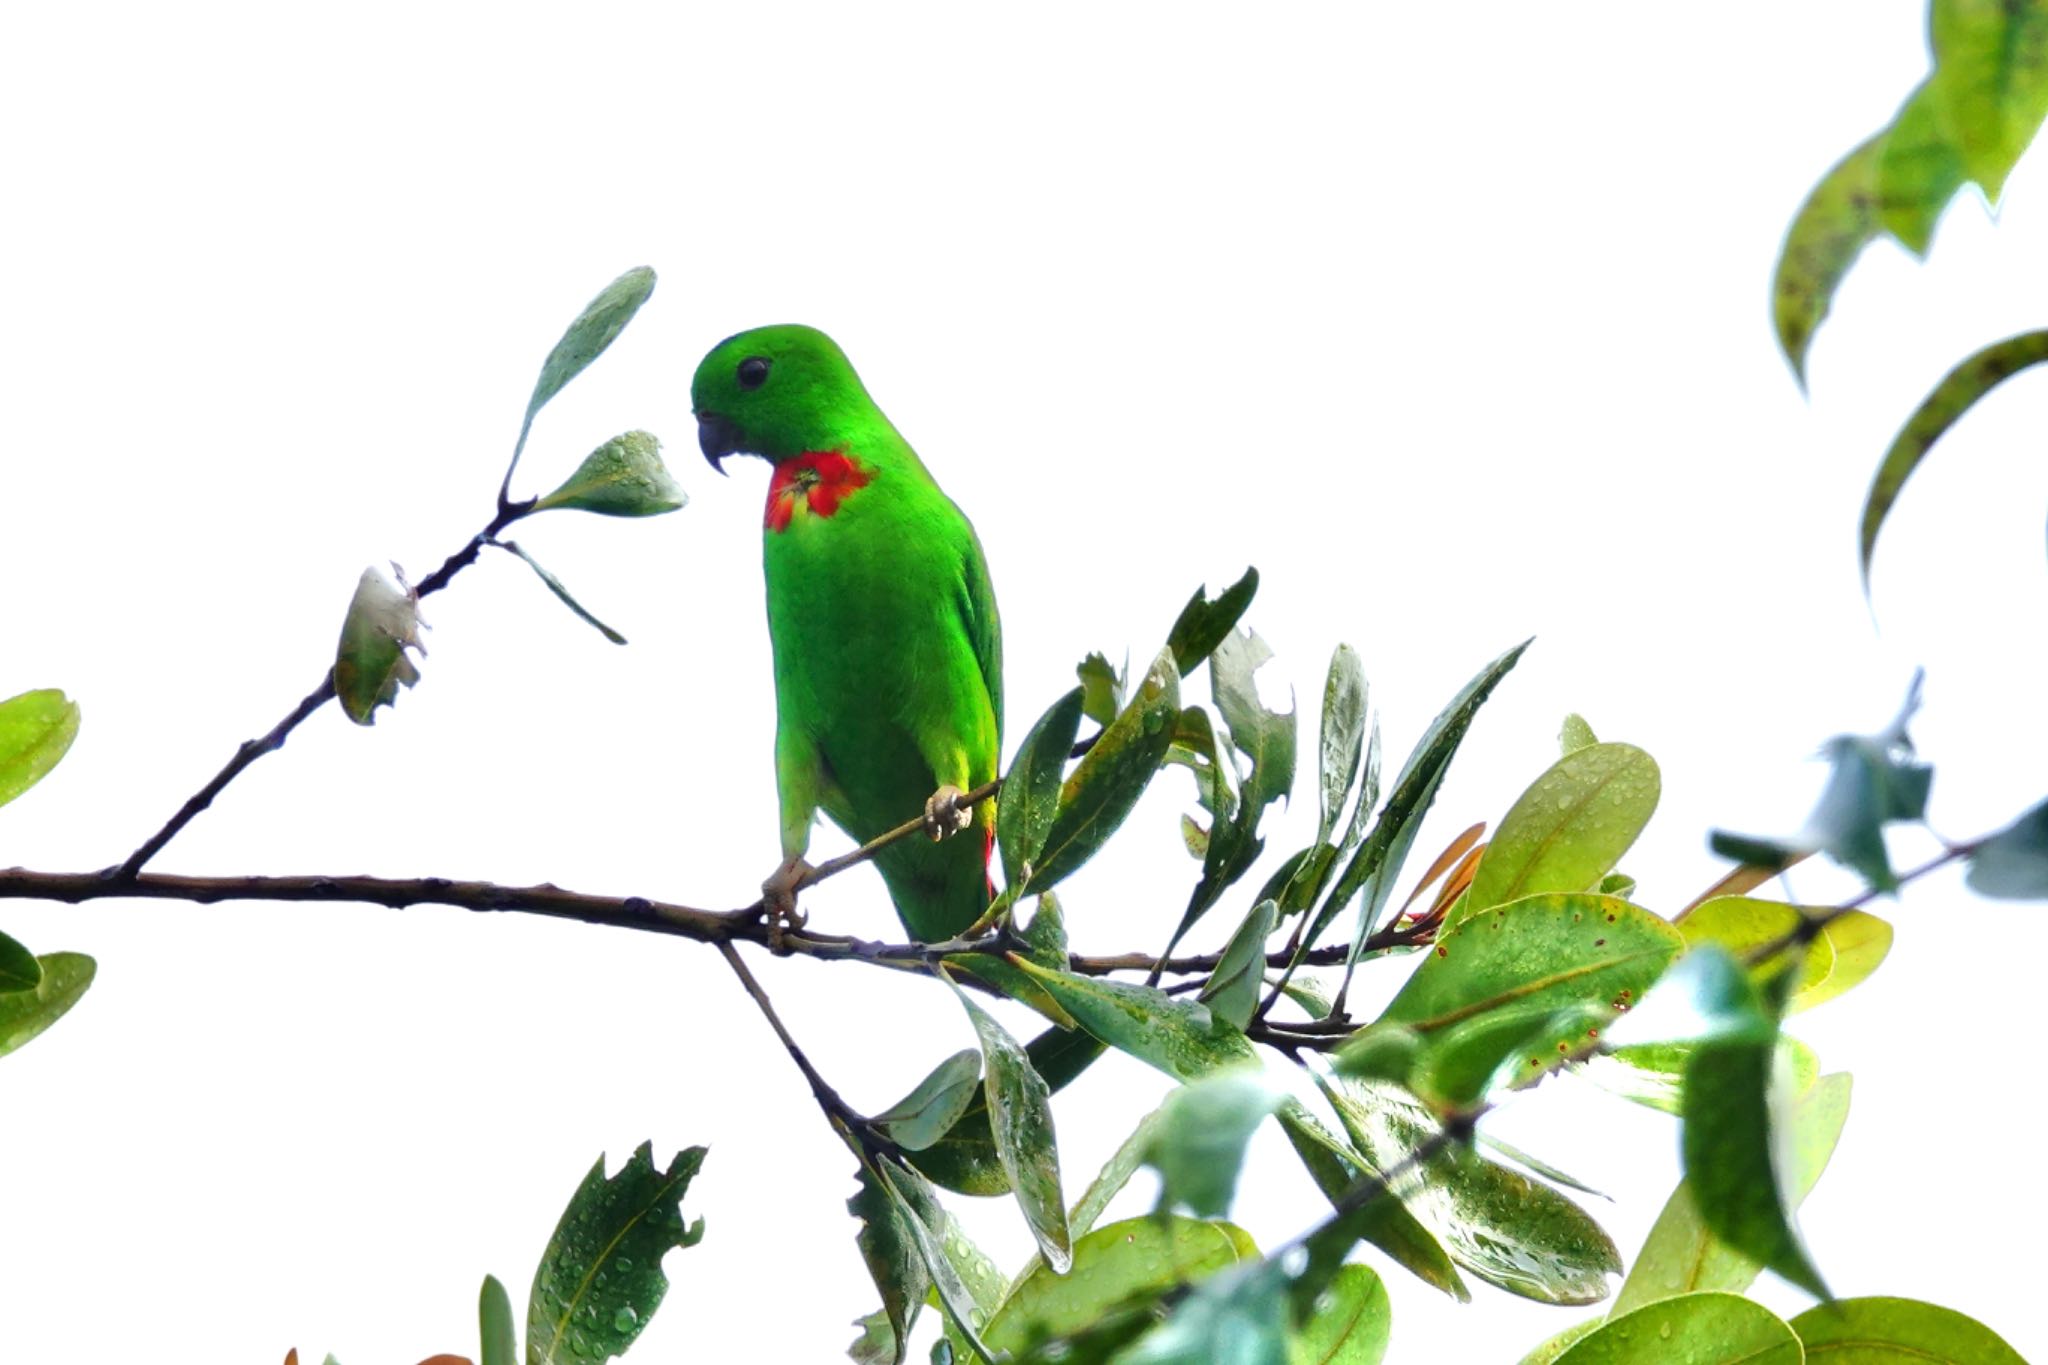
(510, 267), (657, 488)
(1926, 0), (2048, 198)
(1073, 1107), (1166, 1242)
(526, 1143), (704, 1365)
(1276, 1105), (1467, 1301)
(0, 688), (80, 811)
(1517, 1318), (1602, 1365)
(1311, 640), (1530, 967)
(1019, 894), (1068, 968)
(872, 1050), (984, 1153)
(942, 955), (1077, 1031)
(1554, 1293), (1800, 1364)
(532, 430), (685, 517)
(0, 930), (41, 993)
(904, 1026), (1103, 1197)
(1396, 823), (1487, 922)
(984, 1216), (1258, 1356)
(1474, 1134), (1608, 1202)
(500, 541), (627, 645)
(1968, 793), (2048, 898)
(1000, 689), (1086, 888)
(1119, 1259), (1289, 1365)
(1165, 568), (1259, 676)
(1559, 714), (1598, 756)
(1201, 900), (1278, 1031)
(1860, 330), (2048, 588)
(1462, 745), (1660, 923)
(1145, 1068), (1287, 1219)
(1318, 645), (1370, 844)
(875, 1161), (999, 1364)
(1287, 1264), (1389, 1365)
(1771, 134), (1885, 383)
(851, 1159), (927, 1365)
(1614, 1074), (1850, 1315)
(1030, 650), (1181, 893)
(332, 566), (424, 725)
(1576, 1034), (1819, 1117)
(1788, 1295), (2026, 1363)
(1678, 897), (1893, 1013)
(1077, 653), (1126, 728)
(1681, 1031), (1828, 1299)
(953, 988), (1071, 1272)
(1877, 82), (1967, 256)
(1275, 972), (1335, 1021)
(0, 952), (95, 1058)
(1596, 873), (1634, 899)
(1008, 959), (1254, 1081)
(478, 1276), (517, 1365)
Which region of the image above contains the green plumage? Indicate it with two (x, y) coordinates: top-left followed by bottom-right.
(692, 325), (1002, 942)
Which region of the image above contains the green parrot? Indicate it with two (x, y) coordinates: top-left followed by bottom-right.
(692, 325), (1002, 943)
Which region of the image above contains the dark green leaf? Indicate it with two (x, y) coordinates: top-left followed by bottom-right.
(1462, 744), (1661, 921)
(510, 266), (657, 489)
(1077, 653), (1125, 728)
(479, 1275), (517, 1365)
(851, 1159), (928, 1365)
(1145, 1068), (1286, 1218)
(1029, 650), (1181, 893)
(999, 689), (1086, 888)
(526, 1143), (705, 1365)
(872, 1051), (984, 1153)
(1771, 133), (1885, 384)
(1927, 0), (2048, 198)
(904, 1026), (1103, 1197)
(1276, 1104), (1468, 1301)
(1288, 1264), (1389, 1365)
(1968, 794), (2048, 898)
(500, 540), (627, 645)
(954, 988), (1071, 1271)
(942, 955), (1078, 1031)
(1860, 330), (2048, 587)
(0, 952), (95, 1058)
(875, 1161), (1000, 1364)
(1201, 900), (1277, 1031)
(1120, 1259), (1290, 1365)
(1019, 893), (1068, 968)
(1788, 1295), (2026, 1363)
(0, 688), (81, 811)
(1165, 567), (1259, 675)
(1007, 959), (1253, 1081)
(1318, 646), (1370, 845)
(0, 930), (41, 994)
(332, 566), (424, 725)
(1553, 1293), (1800, 1364)
(1877, 82), (1967, 256)
(532, 430), (685, 517)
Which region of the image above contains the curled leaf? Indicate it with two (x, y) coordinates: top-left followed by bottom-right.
(332, 566), (425, 725)
(533, 430), (686, 518)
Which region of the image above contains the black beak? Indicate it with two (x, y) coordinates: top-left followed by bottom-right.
(696, 411), (745, 474)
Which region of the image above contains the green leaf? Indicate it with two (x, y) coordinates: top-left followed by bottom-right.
(1120, 1258), (1290, 1365)
(1310, 639), (1530, 967)
(0, 930), (41, 993)
(1028, 649), (1181, 893)
(875, 1161), (1000, 1364)
(872, 1050), (984, 1153)
(1614, 1073), (1849, 1315)
(1000, 689), (1086, 888)
(1323, 1080), (1621, 1305)
(851, 1158), (928, 1365)
(1318, 646), (1370, 845)
(526, 1143), (706, 1365)
(1678, 897), (1893, 1013)
(1968, 793), (2048, 898)
(509, 266), (657, 490)
(1007, 959), (1254, 1081)
(499, 540), (628, 645)
(1553, 1293), (1800, 1365)
(1462, 744), (1661, 922)
(1927, 0), (2048, 198)
(1275, 1103), (1467, 1301)
(904, 1025), (1103, 1197)
(1859, 330), (2048, 588)
(983, 1215), (1258, 1356)
(1771, 132), (1886, 384)
(479, 1275), (518, 1365)
(1145, 1067), (1287, 1219)
(1288, 1264), (1389, 1365)
(1200, 900), (1277, 1032)
(532, 430), (685, 517)
(1517, 1318), (1602, 1365)
(1077, 653), (1126, 728)
(0, 688), (81, 811)
(1681, 1032), (1828, 1299)
(1019, 894), (1068, 968)
(1558, 714), (1598, 756)
(1575, 1034), (1819, 1117)
(1877, 82), (1968, 257)
(1165, 567), (1259, 676)
(332, 566), (424, 725)
(953, 988), (1071, 1272)
(0, 952), (95, 1058)
(1789, 1295), (2026, 1363)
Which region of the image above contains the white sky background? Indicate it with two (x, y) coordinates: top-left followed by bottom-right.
(3, 3), (2046, 1361)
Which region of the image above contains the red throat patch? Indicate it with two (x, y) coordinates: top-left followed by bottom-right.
(766, 451), (876, 532)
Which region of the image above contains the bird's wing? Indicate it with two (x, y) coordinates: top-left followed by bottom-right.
(957, 525), (1003, 742)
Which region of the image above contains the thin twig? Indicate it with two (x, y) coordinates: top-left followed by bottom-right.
(717, 940), (868, 1134)
(784, 777), (1003, 901)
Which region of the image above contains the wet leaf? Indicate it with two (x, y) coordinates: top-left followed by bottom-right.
(1462, 744), (1660, 923)
(1077, 653), (1125, 728)
(526, 1143), (705, 1365)
(1029, 650), (1180, 893)
(0, 688), (80, 811)
(0, 930), (40, 993)
(851, 1159), (926, 1364)
(872, 1050), (984, 1153)
(478, 1276), (517, 1365)
(1120, 1258), (1290, 1365)
(1288, 1264), (1389, 1365)
(1200, 900), (1277, 1031)
(1968, 793), (2048, 898)
(1145, 1067), (1287, 1218)
(1517, 1318), (1602, 1365)
(1554, 1293), (1800, 1364)
(1559, 714), (1598, 756)
(332, 566), (425, 724)
(1276, 1105), (1467, 1301)
(0, 952), (94, 1058)
(904, 1026), (1103, 1197)
(1007, 958), (1254, 1081)
(1019, 894), (1068, 968)
(509, 267), (657, 489)
(1788, 1295), (2026, 1363)
(1771, 133), (1885, 383)
(999, 688), (1086, 888)
(1677, 897), (1893, 1013)
(1164, 567), (1259, 676)
(875, 1161), (1000, 1363)
(1318, 645), (1370, 844)
(1877, 82), (1967, 257)
(532, 430), (685, 517)
(1860, 330), (2048, 589)
(1926, 0), (2048, 199)
(954, 988), (1071, 1271)
(983, 1216), (1258, 1356)
(500, 541), (627, 645)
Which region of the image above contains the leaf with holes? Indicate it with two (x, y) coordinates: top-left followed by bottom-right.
(332, 566), (424, 724)
(1926, 0), (2048, 198)
(1165, 567), (1259, 675)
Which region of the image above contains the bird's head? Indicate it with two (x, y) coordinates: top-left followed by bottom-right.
(691, 324), (870, 472)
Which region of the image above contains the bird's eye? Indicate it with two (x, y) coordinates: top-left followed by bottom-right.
(737, 356), (771, 390)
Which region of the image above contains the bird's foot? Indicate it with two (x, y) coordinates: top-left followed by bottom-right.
(924, 784), (972, 842)
(760, 856), (813, 952)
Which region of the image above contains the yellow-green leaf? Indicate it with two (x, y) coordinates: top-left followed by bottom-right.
(0, 688), (81, 811)
(1462, 744), (1660, 922)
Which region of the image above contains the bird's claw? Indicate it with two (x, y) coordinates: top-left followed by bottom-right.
(924, 785), (971, 841)
(760, 856), (813, 952)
